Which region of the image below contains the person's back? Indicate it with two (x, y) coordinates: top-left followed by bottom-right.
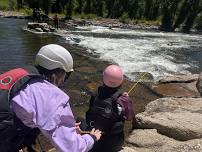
(0, 44), (102, 152)
(85, 65), (135, 152)
(86, 86), (124, 152)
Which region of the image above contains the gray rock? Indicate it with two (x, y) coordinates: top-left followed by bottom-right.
(119, 147), (137, 152)
(27, 22), (54, 32)
(196, 72), (202, 95)
(134, 98), (202, 140)
(127, 129), (175, 148)
(152, 82), (200, 98)
(159, 74), (199, 83)
(126, 129), (202, 152)
(162, 139), (202, 152)
(35, 28), (43, 32)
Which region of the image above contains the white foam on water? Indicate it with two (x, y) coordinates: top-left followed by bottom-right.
(62, 26), (202, 81)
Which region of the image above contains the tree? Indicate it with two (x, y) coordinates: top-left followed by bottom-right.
(106, 0), (115, 18)
(17, 0), (23, 9)
(75, 0), (84, 14)
(144, 0), (153, 19)
(128, 0), (139, 19)
(160, 0), (181, 31)
(66, 0), (73, 19)
(183, 0), (202, 32)
(84, 0), (92, 14)
(173, 0), (190, 30)
(94, 0), (105, 17)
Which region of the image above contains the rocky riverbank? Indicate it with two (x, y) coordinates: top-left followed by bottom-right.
(0, 10), (159, 31)
(122, 74), (202, 152)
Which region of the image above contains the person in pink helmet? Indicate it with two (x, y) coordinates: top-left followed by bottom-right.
(80, 64), (135, 152)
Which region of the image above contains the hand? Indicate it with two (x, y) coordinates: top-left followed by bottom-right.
(90, 128), (102, 141)
(75, 122), (81, 134)
(123, 92), (129, 96)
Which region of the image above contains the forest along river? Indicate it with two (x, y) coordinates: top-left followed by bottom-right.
(1, 18), (202, 148)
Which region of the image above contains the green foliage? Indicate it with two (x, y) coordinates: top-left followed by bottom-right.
(119, 12), (129, 23)
(131, 19), (161, 26)
(8, 0), (17, 10)
(196, 13), (202, 26)
(8, 0), (202, 32)
(76, 13), (97, 19)
(0, 0), (9, 10)
(19, 7), (32, 16)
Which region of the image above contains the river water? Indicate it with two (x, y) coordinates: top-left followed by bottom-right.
(1, 18), (202, 80)
(63, 25), (202, 81)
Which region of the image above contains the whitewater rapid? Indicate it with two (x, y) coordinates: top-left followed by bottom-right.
(59, 26), (202, 81)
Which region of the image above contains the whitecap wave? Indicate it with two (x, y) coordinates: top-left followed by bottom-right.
(61, 26), (202, 81)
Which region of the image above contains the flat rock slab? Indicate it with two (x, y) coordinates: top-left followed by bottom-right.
(152, 81), (200, 98)
(127, 129), (202, 152)
(134, 98), (202, 140)
(159, 74), (199, 83)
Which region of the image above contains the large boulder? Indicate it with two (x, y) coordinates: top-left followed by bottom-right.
(152, 74), (200, 98)
(127, 129), (202, 152)
(119, 147), (138, 152)
(27, 22), (55, 32)
(159, 74), (199, 83)
(134, 98), (202, 141)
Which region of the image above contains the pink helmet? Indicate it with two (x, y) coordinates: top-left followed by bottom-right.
(103, 65), (124, 88)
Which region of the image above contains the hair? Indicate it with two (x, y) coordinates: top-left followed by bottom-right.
(35, 65), (65, 83)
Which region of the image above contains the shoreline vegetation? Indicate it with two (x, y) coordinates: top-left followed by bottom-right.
(1, 10), (202, 34)
(0, 10), (202, 34)
(0, 10), (160, 31)
(1, 0), (202, 33)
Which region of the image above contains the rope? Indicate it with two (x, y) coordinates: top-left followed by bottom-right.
(80, 130), (91, 134)
(127, 72), (147, 95)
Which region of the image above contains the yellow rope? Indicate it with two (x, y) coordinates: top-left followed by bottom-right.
(127, 72), (147, 95)
(80, 130), (91, 134)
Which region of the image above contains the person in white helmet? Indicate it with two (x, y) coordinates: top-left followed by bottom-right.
(0, 44), (101, 152)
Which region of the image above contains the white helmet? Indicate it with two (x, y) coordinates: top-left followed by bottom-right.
(35, 44), (73, 72)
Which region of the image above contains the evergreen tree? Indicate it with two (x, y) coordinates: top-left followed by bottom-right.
(84, 0), (92, 14)
(173, 0), (190, 30)
(66, 0), (73, 19)
(183, 0), (202, 32)
(161, 0), (180, 31)
(75, 0), (84, 14)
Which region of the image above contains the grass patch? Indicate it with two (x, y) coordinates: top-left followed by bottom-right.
(131, 19), (161, 26)
(19, 7), (32, 16)
(49, 13), (66, 19)
(74, 13), (97, 19)
(0, 0), (17, 10)
(0, 0), (9, 10)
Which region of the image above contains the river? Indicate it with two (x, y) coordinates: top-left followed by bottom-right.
(1, 18), (202, 80)
(62, 25), (202, 81)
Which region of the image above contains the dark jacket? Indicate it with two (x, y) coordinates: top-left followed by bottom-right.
(86, 86), (134, 152)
